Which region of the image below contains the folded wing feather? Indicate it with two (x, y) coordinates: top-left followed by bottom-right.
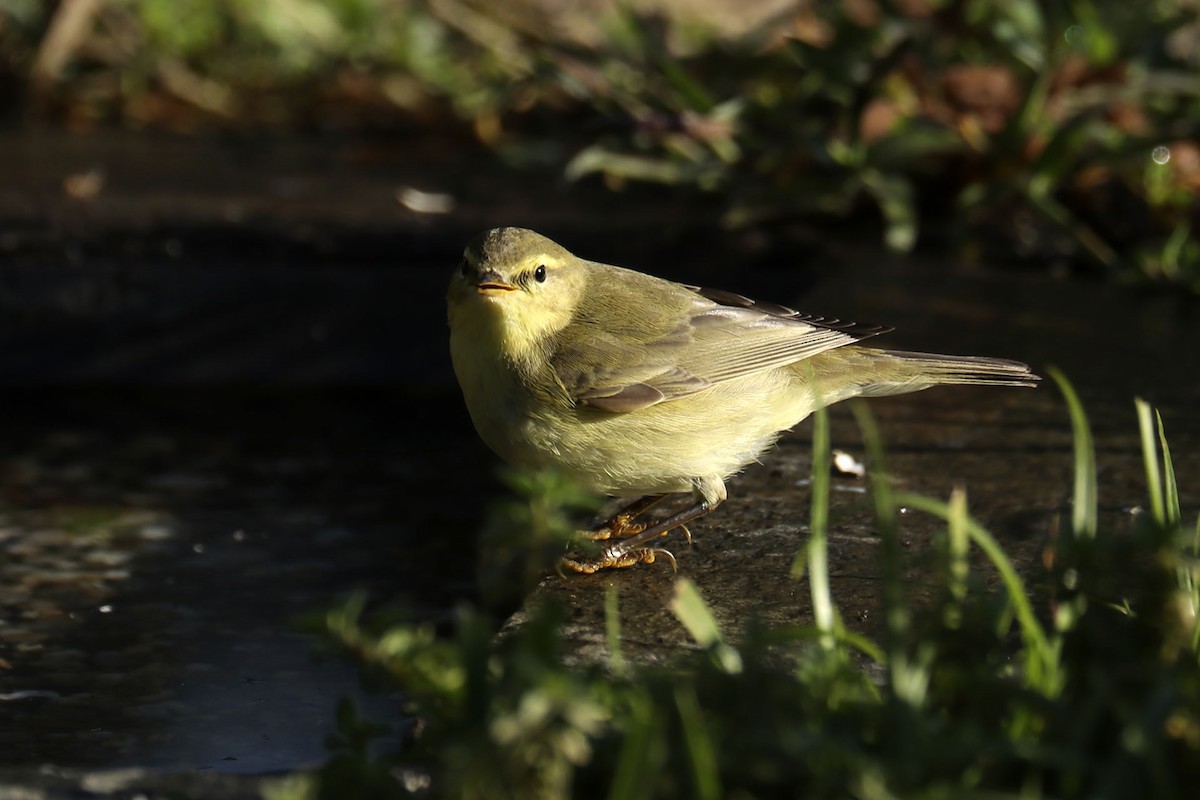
(561, 284), (889, 413)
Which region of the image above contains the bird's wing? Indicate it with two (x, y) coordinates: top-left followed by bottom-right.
(554, 283), (891, 413)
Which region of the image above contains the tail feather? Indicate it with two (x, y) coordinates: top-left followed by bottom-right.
(877, 349), (1040, 389)
(800, 345), (1038, 407)
(816, 347), (1041, 402)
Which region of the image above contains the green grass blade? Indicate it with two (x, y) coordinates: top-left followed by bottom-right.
(670, 578), (742, 674)
(836, 629), (886, 667)
(607, 692), (661, 800)
(1155, 409), (1181, 528)
(895, 491), (1062, 698)
(850, 402), (909, 647)
(759, 624), (886, 665)
(1195, 512), (1200, 559)
(795, 406), (839, 649)
(1135, 398), (1166, 527)
(674, 684), (722, 800)
(1048, 367), (1097, 538)
(670, 578), (723, 648)
(606, 582), (627, 677)
(1193, 513), (1200, 655)
(943, 486), (971, 628)
(1142, 403), (1199, 654)
(659, 57), (716, 112)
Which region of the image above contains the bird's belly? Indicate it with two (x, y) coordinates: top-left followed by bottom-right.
(529, 373), (812, 496)
(454, 330), (818, 497)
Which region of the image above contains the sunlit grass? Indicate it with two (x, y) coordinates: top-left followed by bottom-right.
(791, 404), (838, 650)
(1050, 366), (1098, 539)
(311, 375), (1200, 798)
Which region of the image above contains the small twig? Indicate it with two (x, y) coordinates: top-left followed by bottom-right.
(155, 57), (240, 118)
(31, 0), (103, 89)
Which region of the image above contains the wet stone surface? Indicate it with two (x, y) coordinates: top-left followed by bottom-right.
(0, 131), (1198, 789)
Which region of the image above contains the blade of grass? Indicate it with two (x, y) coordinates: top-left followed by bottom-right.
(942, 486), (971, 629)
(850, 402), (908, 646)
(794, 406), (840, 650)
(1193, 512), (1200, 655)
(670, 578), (742, 674)
(1049, 367), (1097, 538)
(1155, 407), (1181, 528)
(759, 624), (886, 665)
(659, 57), (716, 112)
(1135, 398), (1167, 527)
(894, 491), (1062, 699)
(851, 399), (940, 738)
(606, 582), (626, 677)
(607, 691), (661, 800)
(1139, 401), (1198, 653)
(670, 578), (722, 648)
(674, 684), (722, 800)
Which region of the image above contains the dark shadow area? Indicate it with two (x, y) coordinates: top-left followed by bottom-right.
(0, 385), (488, 770)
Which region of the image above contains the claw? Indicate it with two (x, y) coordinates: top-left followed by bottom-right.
(562, 494), (717, 573)
(561, 545), (676, 574)
(649, 547), (678, 571)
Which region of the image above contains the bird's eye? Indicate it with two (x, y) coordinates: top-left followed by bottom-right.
(458, 260), (469, 277)
(534, 265), (547, 283)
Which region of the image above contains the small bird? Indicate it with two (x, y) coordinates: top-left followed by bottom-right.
(448, 227), (1038, 573)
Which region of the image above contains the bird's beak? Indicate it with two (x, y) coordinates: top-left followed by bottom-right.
(475, 270), (518, 296)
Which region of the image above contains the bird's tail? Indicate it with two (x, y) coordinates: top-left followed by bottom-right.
(802, 347), (1039, 407)
(869, 349), (1040, 391)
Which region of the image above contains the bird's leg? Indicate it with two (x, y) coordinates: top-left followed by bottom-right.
(561, 498), (719, 574)
(583, 494), (669, 540)
(575, 493), (692, 554)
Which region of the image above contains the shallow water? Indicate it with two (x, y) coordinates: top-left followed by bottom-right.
(0, 387), (487, 770)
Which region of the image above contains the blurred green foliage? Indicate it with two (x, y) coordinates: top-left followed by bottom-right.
(303, 383), (1200, 799)
(3, 0), (1198, 287)
(477, 466), (603, 610)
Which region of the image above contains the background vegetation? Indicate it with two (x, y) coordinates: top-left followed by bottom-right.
(2, 0), (1198, 289)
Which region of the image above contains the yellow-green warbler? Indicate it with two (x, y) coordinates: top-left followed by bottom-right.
(448, 227), (1037, 573)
